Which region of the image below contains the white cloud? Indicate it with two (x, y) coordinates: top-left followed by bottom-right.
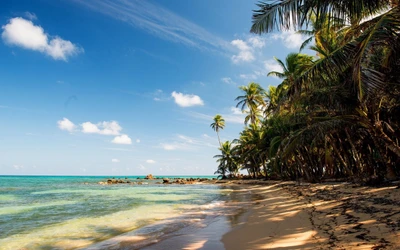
(24, 12), (37, 20)
(138, 164), (146, 170)
(112, 134), (132, 145)
(264, 59), (283, 73)
(239, 73), (257, 80)
(57, 118), (76, 132)
(112, 158), (120, 163)
(202, 134), (211, 138)
(171, 91), (204, 107)
(13, 165), (24, 170)
(1, 17), (83, 61)
(232, 50), (254, 63)
(161, 143), (178, 151)
(73, 0), (230, 52)
(231, 107), (243, 115)
(136, 139), (140, 143)
(81, 121), (122, 135)
(221, 77), (236, 85)
(231, 39), (255, 63)
(231, 39), (251, 51)
(272, 31), (307, 49)
(146, 159), (156, 164)
(248, 36), (265, 48)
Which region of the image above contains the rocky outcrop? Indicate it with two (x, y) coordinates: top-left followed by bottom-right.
(145, 174), (154, 180)
(98, 177), (215, 185)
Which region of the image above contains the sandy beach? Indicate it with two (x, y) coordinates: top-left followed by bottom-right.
(133, 181), (400, 250)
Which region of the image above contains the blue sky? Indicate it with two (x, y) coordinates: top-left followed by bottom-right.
(0, 0), (309, 175)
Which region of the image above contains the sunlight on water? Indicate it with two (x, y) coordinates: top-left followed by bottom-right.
(0, 200), (77, 216)
(0, 176), (227, 250)
(0, 194), (17, 202)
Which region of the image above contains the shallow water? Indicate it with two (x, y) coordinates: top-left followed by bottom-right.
(0, 176), (230, 249)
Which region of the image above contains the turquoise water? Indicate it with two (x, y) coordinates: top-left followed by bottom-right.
(0, 176), (229, 249)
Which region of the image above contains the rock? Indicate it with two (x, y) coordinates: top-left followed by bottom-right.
(145, 174), (154, 180)
(163, 178), (170, 184)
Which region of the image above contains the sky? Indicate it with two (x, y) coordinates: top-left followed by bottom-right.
(0, 0), (310, 176)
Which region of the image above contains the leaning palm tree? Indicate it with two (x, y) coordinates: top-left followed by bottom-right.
(210, 114), (225, 146)
(235, 82), (266, 126)
(267, 53), (314, 99)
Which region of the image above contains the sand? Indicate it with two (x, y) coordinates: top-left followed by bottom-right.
(84, 181), (400, 249)
(221, 181), (400, 250)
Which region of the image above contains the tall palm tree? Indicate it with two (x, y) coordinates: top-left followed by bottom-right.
(210, 114), (225, 147)
(214, 141), (238, 178)
(235, 82), (266, 126)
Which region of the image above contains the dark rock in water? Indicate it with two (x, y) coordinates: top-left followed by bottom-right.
(145, 174), (154, 180)
(163, 178), (170, 184)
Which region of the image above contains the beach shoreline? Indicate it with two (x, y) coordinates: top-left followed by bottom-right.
(118, 180), (400, 250)
(2, 177), (400, 249)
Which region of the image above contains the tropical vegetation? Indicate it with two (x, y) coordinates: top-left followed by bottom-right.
(212, 0), (400, 183)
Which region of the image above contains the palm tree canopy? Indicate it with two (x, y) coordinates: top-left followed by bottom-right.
(210, 114), (225, 132)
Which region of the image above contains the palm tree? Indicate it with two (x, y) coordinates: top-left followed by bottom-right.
(235, 82), (266, 126)
(212, 0), (400, 183)
(214, 141), (238, 178)
(267, 53), (314, 99)
(210, 114), (225, 147)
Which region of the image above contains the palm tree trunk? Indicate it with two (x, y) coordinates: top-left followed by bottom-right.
(217, 132), (221, 147)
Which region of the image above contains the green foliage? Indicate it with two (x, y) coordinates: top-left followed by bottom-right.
(213, 1), (400, 183)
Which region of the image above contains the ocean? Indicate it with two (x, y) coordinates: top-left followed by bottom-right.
(0, 175), (234, 249)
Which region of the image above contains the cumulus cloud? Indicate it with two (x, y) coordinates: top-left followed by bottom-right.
(112, 134), (132, 145)
(272, 31), (307, 49)
(248, 36), (266, 48)
(1, 17), (83, 61)
(112, 158), (120, 163)
(81, 121), (122, 135)
(231, 39), (255, 63)
(146, 159), (156, 164)
(57, 118), (76, 132)
(171, 91), (204, 107)
(136, 139), (140, 143)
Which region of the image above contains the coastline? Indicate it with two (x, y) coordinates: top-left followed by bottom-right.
(2, 177), (399, 249)
(117, 180), (400, 250)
